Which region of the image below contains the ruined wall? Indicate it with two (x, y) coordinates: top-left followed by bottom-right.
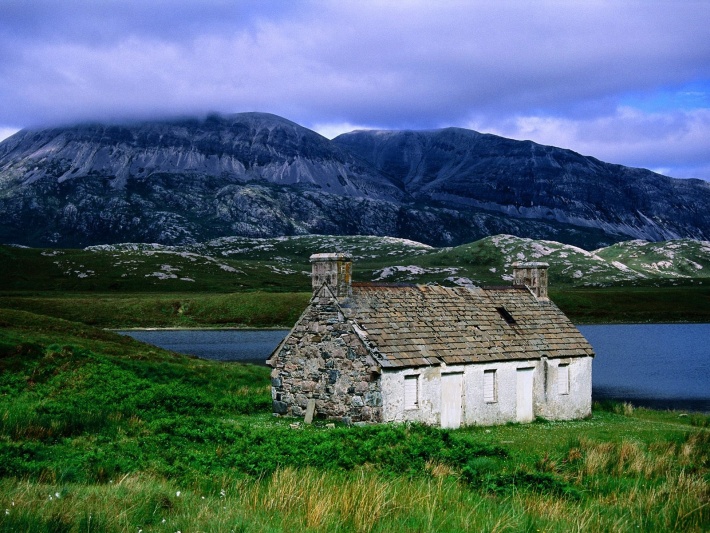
(270, 293), (383, 423)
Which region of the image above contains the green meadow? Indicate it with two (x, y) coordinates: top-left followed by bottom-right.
(1, 234), (709, 530)
(1, 309), (708, 531)
(2, 286), (710, 329)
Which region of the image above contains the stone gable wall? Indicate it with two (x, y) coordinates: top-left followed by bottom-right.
(270, 295), (383, 423)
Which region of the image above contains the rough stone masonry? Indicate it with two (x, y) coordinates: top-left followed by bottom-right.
(269, 253), (383, 423)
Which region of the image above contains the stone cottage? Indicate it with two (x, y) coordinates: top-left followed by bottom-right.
(267, 253), (594, 427)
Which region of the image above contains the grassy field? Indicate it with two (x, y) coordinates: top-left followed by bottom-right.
(1, 286), (710, 329)
(550, 285), (710, 324)
(1, 309), (708, 531)
(1, 235), (709, 530)
(0, 291), (311, 329)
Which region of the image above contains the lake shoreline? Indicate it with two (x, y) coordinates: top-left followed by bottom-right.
(111, 326), (291, 331)
(108, 319), (710, 332)
(580, 323), (710, 413)
(118, 324), (710, 413)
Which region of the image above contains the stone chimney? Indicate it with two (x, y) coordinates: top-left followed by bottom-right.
(512, 262), (549, 300)
(310, 253), (353, 298)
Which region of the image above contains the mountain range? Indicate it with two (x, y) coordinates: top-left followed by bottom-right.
(1, 112), (709, 249)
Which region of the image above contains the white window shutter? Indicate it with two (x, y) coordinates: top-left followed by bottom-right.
(558, 364), (569, 395)
(484, 370), (497, 402)
(404, 375), (419, 409)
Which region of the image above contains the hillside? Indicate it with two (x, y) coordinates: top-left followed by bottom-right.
(2, 234), (709, 293)
(2, 113), (709, 249)
(2, 234), (710, 327)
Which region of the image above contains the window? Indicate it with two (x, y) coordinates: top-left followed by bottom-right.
(484, 369), (497, 402)
(558, 364), (570, 395)
(404, 375), (419, 409)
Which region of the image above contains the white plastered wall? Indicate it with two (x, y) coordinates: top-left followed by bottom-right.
(536, 356), (593, 421)
(380, 356), (592, 427)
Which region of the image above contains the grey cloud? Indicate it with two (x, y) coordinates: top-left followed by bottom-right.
(473, 107), (710, 180)
(0, 1), (709, 178)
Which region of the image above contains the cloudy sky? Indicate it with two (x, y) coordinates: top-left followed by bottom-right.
(1, 0), (709, 180)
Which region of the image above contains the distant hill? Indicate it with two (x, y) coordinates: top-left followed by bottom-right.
(1, 113), (710, 248)
(2, 234), (709, 292)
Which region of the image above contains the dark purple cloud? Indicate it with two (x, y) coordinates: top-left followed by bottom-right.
(0, 1), (709, 179)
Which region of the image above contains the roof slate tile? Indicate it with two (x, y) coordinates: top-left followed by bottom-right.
(340, 284), (594, 368)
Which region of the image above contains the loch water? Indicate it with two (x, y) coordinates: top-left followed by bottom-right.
(118, 329), (289, 366)
(119, 323), (710, 412)
(578, 324), (710, 412)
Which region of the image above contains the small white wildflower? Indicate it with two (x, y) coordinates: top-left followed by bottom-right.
(4, 509), (9, 516)
(220, 489), (226, 498)
(55, 492), (60, 499)
(162, 518), (166, 524)
(201, 496), (205, 500)
(48, 495), (53, 500)
(176, 491), (181, 497)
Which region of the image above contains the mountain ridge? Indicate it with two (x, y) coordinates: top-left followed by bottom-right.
(1, 112), (708, 248)
(333, 127), (710, 242)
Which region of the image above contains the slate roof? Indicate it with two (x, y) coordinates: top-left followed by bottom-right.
(339, 283), (594, 369)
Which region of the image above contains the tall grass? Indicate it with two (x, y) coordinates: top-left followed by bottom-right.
(2, 447), (708, 533)
(562, 432), (710, 531)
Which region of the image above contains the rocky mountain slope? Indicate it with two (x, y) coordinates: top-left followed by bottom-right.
(0, 113), (407, 247)
(1, 113), (709, 248)
(333, 128), (710, 243)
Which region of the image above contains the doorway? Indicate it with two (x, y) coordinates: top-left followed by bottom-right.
(516, 367), (535, 422)
(441, 372), (464, 428)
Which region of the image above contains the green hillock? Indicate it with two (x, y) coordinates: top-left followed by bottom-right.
(3, 234), (710, 326)
(4, 234), (710, 294)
